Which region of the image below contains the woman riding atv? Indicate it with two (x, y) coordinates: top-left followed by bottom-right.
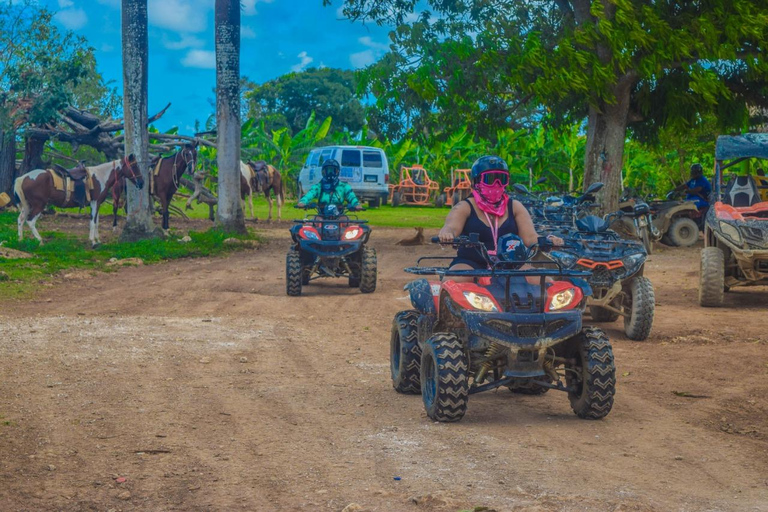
(297, 159), (363, 212)
(437, 156), (563, 282)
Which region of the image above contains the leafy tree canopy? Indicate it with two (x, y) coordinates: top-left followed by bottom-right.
(244, 67), (365, 136)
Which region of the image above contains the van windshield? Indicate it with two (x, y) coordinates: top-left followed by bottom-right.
(363, 151), (383, 168)
(341, 150), (361, 167)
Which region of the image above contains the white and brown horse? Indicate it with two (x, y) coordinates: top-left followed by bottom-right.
(240, 160), (259, 220)
(248, 160), (283, 221)
(14, 155), (143, 246)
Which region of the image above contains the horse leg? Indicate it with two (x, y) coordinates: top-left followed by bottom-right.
(249, 188), (254, 220)
(267, 195), (273, 222)
(94, 207), (102, 245)
(17, 205), (26, 241)
(276, 190), (283, 221)
(27, 212), (44, 245)
(89, 201), (98, 246)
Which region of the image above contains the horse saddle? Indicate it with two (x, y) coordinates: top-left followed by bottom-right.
(48, 163), (90, 206)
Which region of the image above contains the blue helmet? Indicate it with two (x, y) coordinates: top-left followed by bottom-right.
(471, 156), (510, 186)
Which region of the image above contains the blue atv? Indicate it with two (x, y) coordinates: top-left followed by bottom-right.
(547, 211), (655, 340)
(391, 233), (616, 422)
(287, 204), (376, 296)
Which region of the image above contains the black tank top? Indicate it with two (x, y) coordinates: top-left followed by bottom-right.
(457, 198), (519, 265)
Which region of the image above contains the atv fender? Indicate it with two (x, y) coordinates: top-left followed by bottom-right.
(404, 279), (438, 315)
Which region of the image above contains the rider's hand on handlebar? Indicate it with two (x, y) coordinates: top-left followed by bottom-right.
(296, 202), (305, 208)
(547, 234), (564, 246)
(438, 227), (455, 243)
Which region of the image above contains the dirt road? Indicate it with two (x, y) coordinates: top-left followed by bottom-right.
(1, 222), (767, 511)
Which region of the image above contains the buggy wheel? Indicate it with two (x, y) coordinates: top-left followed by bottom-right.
(668, 217), (699, 247)
(624, 276), (655, 341)
(566, 327), (615, 419)
(392, 192), (402, 207)
(421, 333), (469, 422)
(435, 193), (446, 208)
(359, 247), (377, 293)
(390, 310), (421, 394)
(589, 305), (620, 322)
(452, 191), (460, 206)
(286, 249), (302, 296)
(699, 246), (725, 307)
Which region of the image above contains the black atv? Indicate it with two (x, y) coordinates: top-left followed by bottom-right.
(286, 203), (376, 296)
(547, 211), (655, 341)
(391, 233), (615, 422)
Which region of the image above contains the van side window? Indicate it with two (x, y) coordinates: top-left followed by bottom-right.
(319, 148), (334, 165)
(341, 150), (361, 167)
(363, 151), (383, 168)
(309, 150), (320, 167)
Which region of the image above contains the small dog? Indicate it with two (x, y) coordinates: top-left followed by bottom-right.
(396, 227), (426, 246)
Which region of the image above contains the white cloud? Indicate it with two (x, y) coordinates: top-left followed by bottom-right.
(163, 34), (206, 50)
(359, 36), (388, 52)
(54, 8), (88, 30)
(96, 0), (120, 7)
(149, 0), (207, 33)
(242, 0), (273, 16)
(241, 26), (256, 39)
(182, 49), (215, 69)
(58, 0), (73, 7)
(350, 50), (375, 69)
(291, 51), (313, 72)
(101, 43), (115, 52)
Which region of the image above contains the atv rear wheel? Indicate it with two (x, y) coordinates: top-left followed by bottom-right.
(566, 327), (615, 419)
(390, 310), (421, 394)
(589, 305), (620, 322)
(624, 276), (655, 341)
(668, 217), (699, 247)
(420, 333), (469, 422)
(699, 246), (725, 307)
(359, 247), (377, 293)
(286, 249), (302, 296)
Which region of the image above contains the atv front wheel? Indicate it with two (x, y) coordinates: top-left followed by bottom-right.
(359, 247), (377, 293)
(624, 276), (655, 341)
(640, 226), (653, 255)
(668, 217), (699, 247)
(699, 246), (725, 307)
(286, 250), (303, 296)
(566, 327), (615, 419)
(589, 305), (620, 323)
(390, 310), (421, 394)
(421, 333), (469, 422)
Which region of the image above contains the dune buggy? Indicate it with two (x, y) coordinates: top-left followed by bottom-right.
(286, 204), (376, 296)
(436, 169), (472, 207)
(390, 233), (615, 422)
(700, 134), (768, 306)
(388, 165), (440, 206)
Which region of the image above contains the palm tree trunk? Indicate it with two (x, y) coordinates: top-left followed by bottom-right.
(0, 127), (16, 194)
(215, 0), (245, 233)
(120, 0), (157, 241)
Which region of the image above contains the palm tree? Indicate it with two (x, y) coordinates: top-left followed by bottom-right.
(214, 0), (245, 233)
(120, 0), (156, 241)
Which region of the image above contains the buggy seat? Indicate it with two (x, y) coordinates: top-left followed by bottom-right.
(723, 176), (761, 207)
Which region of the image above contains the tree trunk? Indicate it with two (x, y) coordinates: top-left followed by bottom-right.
(583, 78), (633, 213)
(214, 0), (245, 233)
(0, 127), (16, 195)
(120, 0), (159, 241)
(20, 136), (47, 175)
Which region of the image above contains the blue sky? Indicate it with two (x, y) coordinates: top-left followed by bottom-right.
(44, 0), (400, 133)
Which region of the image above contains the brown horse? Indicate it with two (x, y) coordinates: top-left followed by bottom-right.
(248, 160), (284, 221)
(112, 143), (197, 230)
(14, 155), (143, 246)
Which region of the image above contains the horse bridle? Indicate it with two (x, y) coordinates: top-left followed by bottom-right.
(120, 155), (140, 182)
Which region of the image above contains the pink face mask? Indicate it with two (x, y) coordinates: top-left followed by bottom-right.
(472, 173), (509, 217)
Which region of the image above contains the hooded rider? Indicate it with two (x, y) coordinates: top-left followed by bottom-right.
(438, 156), (562, 281)
(297, 159), (362, 211)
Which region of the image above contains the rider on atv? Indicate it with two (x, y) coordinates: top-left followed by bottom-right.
(437, 156), (563, 280)
(297, 159), (363, 212)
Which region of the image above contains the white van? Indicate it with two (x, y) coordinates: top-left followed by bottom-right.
(297, 146), (390, 207)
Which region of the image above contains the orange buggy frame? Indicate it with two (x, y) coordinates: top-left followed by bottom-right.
(388, 165), (440, 206)
(437, 169), (472, 207)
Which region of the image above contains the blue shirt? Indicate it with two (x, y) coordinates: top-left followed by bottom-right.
(686, 175), (711, 208)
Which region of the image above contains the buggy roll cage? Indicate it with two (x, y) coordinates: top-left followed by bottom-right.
(714, 134), (768, 199)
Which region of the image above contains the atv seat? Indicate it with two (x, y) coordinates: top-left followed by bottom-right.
(723, 176), (760, 207)
(52, 162), (88, 181)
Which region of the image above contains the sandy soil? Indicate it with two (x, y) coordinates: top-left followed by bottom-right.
(0, 219), (767, 511)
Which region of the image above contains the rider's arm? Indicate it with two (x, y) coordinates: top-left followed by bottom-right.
(298, 184), (320, 206)
(513, 200), (540, 247)
(438, 201), (471, 242)
(341, 183), (360, 208)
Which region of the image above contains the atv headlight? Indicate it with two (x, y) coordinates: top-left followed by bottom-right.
(548, 288), (575, 311)
(719, 221), (742, 245)
(344, 227), (361, 240)
(463, 292), (498, 312)
(623, 253), (645, 273)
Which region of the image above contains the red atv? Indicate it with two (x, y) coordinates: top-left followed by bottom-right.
(390, 233), (616, 422)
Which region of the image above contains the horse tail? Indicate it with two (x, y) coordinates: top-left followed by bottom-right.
(13, 176), (25, 208)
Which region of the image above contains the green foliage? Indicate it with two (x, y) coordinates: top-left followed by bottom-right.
(245, 68), (365, 135)
(0, 211), (258, 298)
